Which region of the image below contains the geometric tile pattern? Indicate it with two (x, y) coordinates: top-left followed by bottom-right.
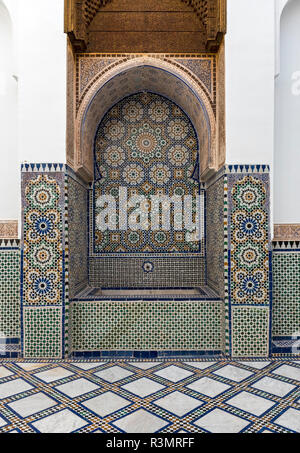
(231, 306), (270, 357)
(21, 167), (67, 359)
(0, 244), (20, 353)
(88, 255), (206, 288)
(272, 250), (300, 337)
(22, 174), (63, 306)
(226, 168), (270, 358)
(0, 359), (299, 433)
(228, 174), (270, 306)
(93, 92), (201, 255)
(23, 307), (62, 359)
(70, 300), (224, 352)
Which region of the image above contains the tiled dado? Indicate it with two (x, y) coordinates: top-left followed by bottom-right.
(20, 163), (273, 359)
(70, 300), (224, 354)
(0, 239), (20, 358)
(21, 164), (68, 358)
(224, 165), (270, 357)
(272, 241), (300, 354)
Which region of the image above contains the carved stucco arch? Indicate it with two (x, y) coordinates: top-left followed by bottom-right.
(75, 56), (217, 182)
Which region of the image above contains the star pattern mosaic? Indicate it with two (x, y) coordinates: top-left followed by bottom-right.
(93, 92), (202, 254)
(0, 359), (299, 433)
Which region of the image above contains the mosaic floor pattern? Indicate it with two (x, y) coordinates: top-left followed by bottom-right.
(0, 359), (299, 433)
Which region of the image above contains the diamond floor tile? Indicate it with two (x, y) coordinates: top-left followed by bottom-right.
(251, 376), (296, 397)
(0, 366), (14, 379)
(187, 376), (231, 397)
(184, 361), (216, 370)
(154, 365), (194, 383)
(213, 365), (253, 382)
(55, 378), (100, 398)
(94, 366), (133, 383)
(122, 377), (165, 397)
(153, 391), (203, 417)
(31, 409), (88, 433)
(0, 416), (7, 428)
(112, 409), (169, 433)
(0, 359), (299, 433)
(273, 408), (300, 433)
(8, 392), (57, 417)
(34, 367), (74, 383)
(272, 364), (300, 382)
(128, 362), (160, 370)
(194, 408), (250, 433)
(82, 391), (131, 418)
(238, 361), (271, 370)
(0, 378), (33, 399)
(15, 363), (47, 372)
(71, 362), (105, 371)
(225, 391), (276, 416)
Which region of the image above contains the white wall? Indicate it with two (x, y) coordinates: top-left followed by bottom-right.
(225, 0), (275, 230)
(0, 0), (66, 224)
(0, 0), (18, 221)
(274, 0), (300, 224)
(225, 0), (275, 167)
(17, 0), (66, 164)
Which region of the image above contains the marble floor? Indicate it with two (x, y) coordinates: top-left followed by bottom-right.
(0, 358), (299, 433)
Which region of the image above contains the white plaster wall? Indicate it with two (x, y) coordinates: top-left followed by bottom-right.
(274, 0), (300, 224)
(0, 0), (66, 224)
(225, 0), (275, 231)
(17, 0), (66, 164)
(225, 0), (275, 167)
(0, 0), (18, 221)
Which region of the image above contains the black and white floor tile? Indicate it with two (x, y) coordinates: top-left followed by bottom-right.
(0, 359), (299, 433)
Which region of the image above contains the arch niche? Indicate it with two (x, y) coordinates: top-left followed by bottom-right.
(74, 57), (218, 183)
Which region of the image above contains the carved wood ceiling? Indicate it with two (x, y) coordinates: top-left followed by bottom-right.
(65, 0), (226, 52)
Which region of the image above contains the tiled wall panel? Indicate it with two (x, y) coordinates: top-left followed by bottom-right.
(231, 306), (269, 357)
(272, 245), (300, 338)
(21, 165), (67, 358)
(71, 300), (224, 352)
(226, 166), (271, 357)
(89, 256), (206, 288)
(0, 240), (20, 357)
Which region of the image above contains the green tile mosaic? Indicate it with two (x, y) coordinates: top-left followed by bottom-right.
(23, 307), (62, 358)
(0, 248), (20, 339)
(228, 174), (270, 306)
(272, 252), (300, 337)
(231, 306), (269, 357)
(71, 300), (224, 352)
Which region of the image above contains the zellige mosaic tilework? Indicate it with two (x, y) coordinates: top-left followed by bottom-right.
(272, 242), (300, 354)
(71, 300), (224, 354)
(0, 359), (299, 433)
(93, 92), (202, 255)
(21, 166), (67, 359)
(0, 240), (20, 358)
